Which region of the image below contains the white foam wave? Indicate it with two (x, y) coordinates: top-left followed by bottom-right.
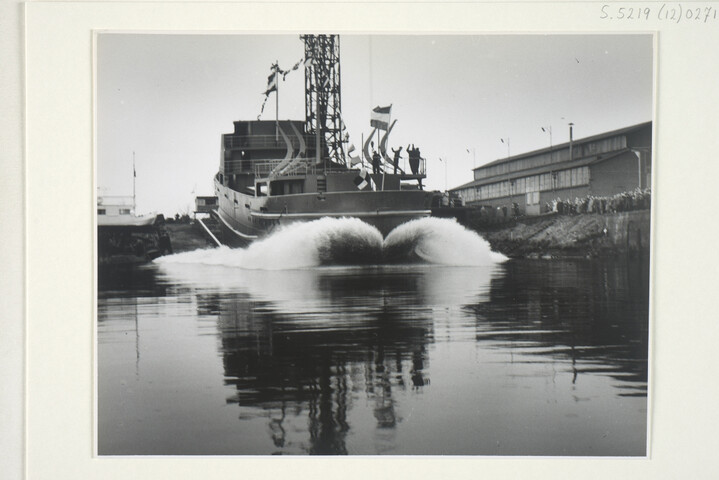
(156, 217), (383, 270)
(384, 217), (507, 266)
(156, 216), (505, 270)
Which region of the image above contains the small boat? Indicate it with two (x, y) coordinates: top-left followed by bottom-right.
(211, 35), (435, 246)
(97, 197), (172, 267)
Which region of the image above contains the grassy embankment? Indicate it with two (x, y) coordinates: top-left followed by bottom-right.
(165, 222), (217, 254)
(470, 210), (651, 258)
(164, 211), (651, 259)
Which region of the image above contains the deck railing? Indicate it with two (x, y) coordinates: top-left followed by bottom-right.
(223, 157), (428, 179)
(224, 134), (314, 150)
(252, 161), (353, 178)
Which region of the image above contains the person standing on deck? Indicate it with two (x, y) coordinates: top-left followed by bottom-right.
(372, 150), (382, 174)
(407, 144), (419, 175)
(408, 145), (423, 188)
(391, 146), (403, 174)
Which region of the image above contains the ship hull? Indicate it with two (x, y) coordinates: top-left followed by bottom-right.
(213, 179), (432, 246)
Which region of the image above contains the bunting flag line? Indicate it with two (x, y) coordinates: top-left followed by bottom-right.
(258, 96), (269, 119)
(353, 168), (373, 190)
(282, 59), (303, 80)
(258, 59), (302, 118)
(370, 105), (392, 130)
(337, 110), (348, 131)
(263, 68), (278, 96)
(336, 110), (360, 166)
(348, 143), (362, 166)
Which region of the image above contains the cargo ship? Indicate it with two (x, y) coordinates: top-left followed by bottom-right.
(211, 35), (435, 246)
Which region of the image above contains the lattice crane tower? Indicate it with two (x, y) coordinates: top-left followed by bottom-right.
(302, 34), (345, 166)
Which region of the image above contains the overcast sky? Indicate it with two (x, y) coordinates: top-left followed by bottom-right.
(97, 33), (653, 216)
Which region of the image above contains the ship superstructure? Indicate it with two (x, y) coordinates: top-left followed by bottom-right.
(212, 34), (432, 245)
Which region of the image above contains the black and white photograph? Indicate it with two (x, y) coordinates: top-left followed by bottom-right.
(15, 0), (719, 477)
(96, 33), (652, 456)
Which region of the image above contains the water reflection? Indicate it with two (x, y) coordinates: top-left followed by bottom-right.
(469, 258), (649, 392)
(98, 257), (648, 455)
(161, 265), (482, 454)
(98, 264), (167, 298)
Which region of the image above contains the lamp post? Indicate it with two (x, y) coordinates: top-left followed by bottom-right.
(541, 125), (553, 162)
(439, 157), (448, 192)
(500, 137), (510, 159)
(541, 125), (553, 148)
(501, 137), (510, 211)
(510, 179), (515, 217)
(132, 151), (136, 215)
(466, 147), (476, 169)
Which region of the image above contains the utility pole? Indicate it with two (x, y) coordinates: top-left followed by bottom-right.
(501, 137), (511, 213)
(542, 125), (553, 161)
(132, 151), (136, 214)
(440, 157), (448, 191)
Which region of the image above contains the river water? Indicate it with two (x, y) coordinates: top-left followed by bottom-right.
(97, 218), (649, 456)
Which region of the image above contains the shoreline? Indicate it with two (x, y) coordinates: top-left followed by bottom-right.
(164, 210), (651, 260)
(467, 210), (651, 259)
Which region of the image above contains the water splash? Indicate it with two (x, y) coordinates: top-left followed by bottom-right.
(384, 217), (507, 266)
(156, 216), (505, 269)
(156, 217), (383, 269)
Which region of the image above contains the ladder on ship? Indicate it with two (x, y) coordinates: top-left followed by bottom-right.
(316, 176), (327, 193)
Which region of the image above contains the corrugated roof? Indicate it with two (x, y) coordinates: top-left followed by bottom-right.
(452, 149), (631, 191)
(472, 121), (651, 172)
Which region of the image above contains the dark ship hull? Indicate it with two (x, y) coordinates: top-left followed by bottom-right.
(214, 172), (432, 245)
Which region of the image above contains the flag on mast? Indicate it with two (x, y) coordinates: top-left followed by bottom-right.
(353, 168), (373, 190)
(370, 105), (392, 130)
(263, 73), (277, 95)
(263, 64), (279, 95)
(347, 144), (362, 166)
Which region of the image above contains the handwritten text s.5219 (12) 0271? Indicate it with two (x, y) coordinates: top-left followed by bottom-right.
(600, 4), (718, 24)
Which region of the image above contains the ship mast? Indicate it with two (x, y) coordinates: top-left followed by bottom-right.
(132, 151), (136, 214)
(302, 35), (345, 167)
(274, 60), (279, 141)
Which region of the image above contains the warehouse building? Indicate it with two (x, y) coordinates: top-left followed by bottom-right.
(451, 121), (652, 215)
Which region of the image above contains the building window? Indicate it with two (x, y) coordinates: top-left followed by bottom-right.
(97, 209), (106, 215)
(119, 209), (131, 215)
(473, 165), (590, 202)
(540, 173), (551, 190)
(560, 170), (570, 188)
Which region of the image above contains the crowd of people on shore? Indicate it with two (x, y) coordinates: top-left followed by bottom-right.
(546, 187), (651, 215)
(472, 187), (652, 224)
